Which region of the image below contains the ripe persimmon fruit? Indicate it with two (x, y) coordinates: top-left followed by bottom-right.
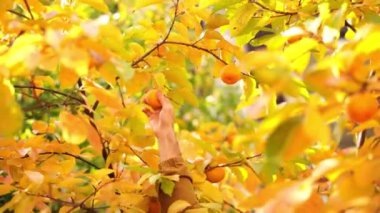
(205, 167), (225, 183)
(144, 89), (162, 110)
(221, 64), (241, 85)
(346, 93), (378, 123)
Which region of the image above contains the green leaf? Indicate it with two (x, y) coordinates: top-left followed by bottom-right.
(265, 116), (302, 158)
(160, 178), (176, 196)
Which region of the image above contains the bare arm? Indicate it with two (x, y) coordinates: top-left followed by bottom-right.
(144, 92), (181, 162)
(144, 92), (199, 212)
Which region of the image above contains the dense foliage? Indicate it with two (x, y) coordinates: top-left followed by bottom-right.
(1, 0), (380, 212)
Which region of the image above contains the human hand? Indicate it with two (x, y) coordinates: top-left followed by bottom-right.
(143, 91), (175, 139)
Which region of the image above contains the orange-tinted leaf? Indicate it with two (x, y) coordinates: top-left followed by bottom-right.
(59, 111), (88, 144)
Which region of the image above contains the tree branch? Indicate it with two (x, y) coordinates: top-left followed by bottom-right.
(7, 10), (30, 19)
(115, 77), (126, 108)
(206, 153), (262, 170)
(131, 0), (180, 67)
(26, 192), (107, 212)
(126, 144), (149, 166)
(40, 152), (100, 169)
(13, 85), (84, 103)
(345, 20), (357, 33)
(23, 0), (34, 20)
(67, 180), (115, 213)
(76, 79), (111, 176)
(164, 41), (228, 65)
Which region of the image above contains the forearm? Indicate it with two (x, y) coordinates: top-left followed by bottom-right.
(157, 129), (182, 162)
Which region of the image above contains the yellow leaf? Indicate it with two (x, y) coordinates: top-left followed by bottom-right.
(87, 86), (123, 109)
(356, 31), (380, 54)
(60, 158), (76, 174)
(0, 34), (43, 76)
(230, 4), (256, 36)
(91, 168), (114, 179)
(80, 0), (109, 12)
(24, 170), (44, 185)
(32, 120), (54, 134)
(141, 149), (160, 170)
(124, 72), (151, 95)
(168, 200), (191, 213)
(59, 111), (88, 144)
(185, 208), (209, 213)
(206, 14), (229, 29)
(0, 184), (14, 196)
(0, 100), (24, 137)
(204, 30), (225, 40)
(59, 68), (79, 89)
(304, 104), (331, 145)
(197, 182), (223, 203)
(14, 195), (36, 213)
(164, 66), (192, 88)
(284, 38), (318, 62)
(153, 72), (167, 90)
(0, 0), (12, 13)
(60, 44), (90, 77)
(84, 120), (103, 154)
(176, 88), (199, 107)
(59, 206), (73, 213)
(135, 0), (164, 9)
(295, 192), (324, 213)
(99, 62), (118, 85)
(98, 24), (128, 57)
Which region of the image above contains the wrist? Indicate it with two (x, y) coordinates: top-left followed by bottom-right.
(156, 128), (175, 140)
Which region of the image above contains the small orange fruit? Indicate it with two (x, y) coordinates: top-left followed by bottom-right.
(347, 93), (378, 123)
(205, 167), (225, 183)
(221, 64), (241, 85)
(144, 89), (162, 110)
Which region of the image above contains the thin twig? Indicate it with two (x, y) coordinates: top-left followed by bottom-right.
(22, 102), (79, 112)
(26, 192), (107, 211)
(13, 85), (84, 103)
(126, 144), (149, 166)
(249, 0), (298, 15)
(224, 200), (244, 213)
(76, 79), (109, 175)
(115, 77), (126, 108)
(26, 193), (79, 207)
(67, 180), (116, 213)
(345, 20), (357, 33)
(131, 0), (180, 67)
(164, 41), (228, 65)
(7, 10), (30, 19)
(207, 153), (262, 170)
(358, 129), (366, 149)
(40, 152), (100, 169)
(23, 0), (34, 19)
